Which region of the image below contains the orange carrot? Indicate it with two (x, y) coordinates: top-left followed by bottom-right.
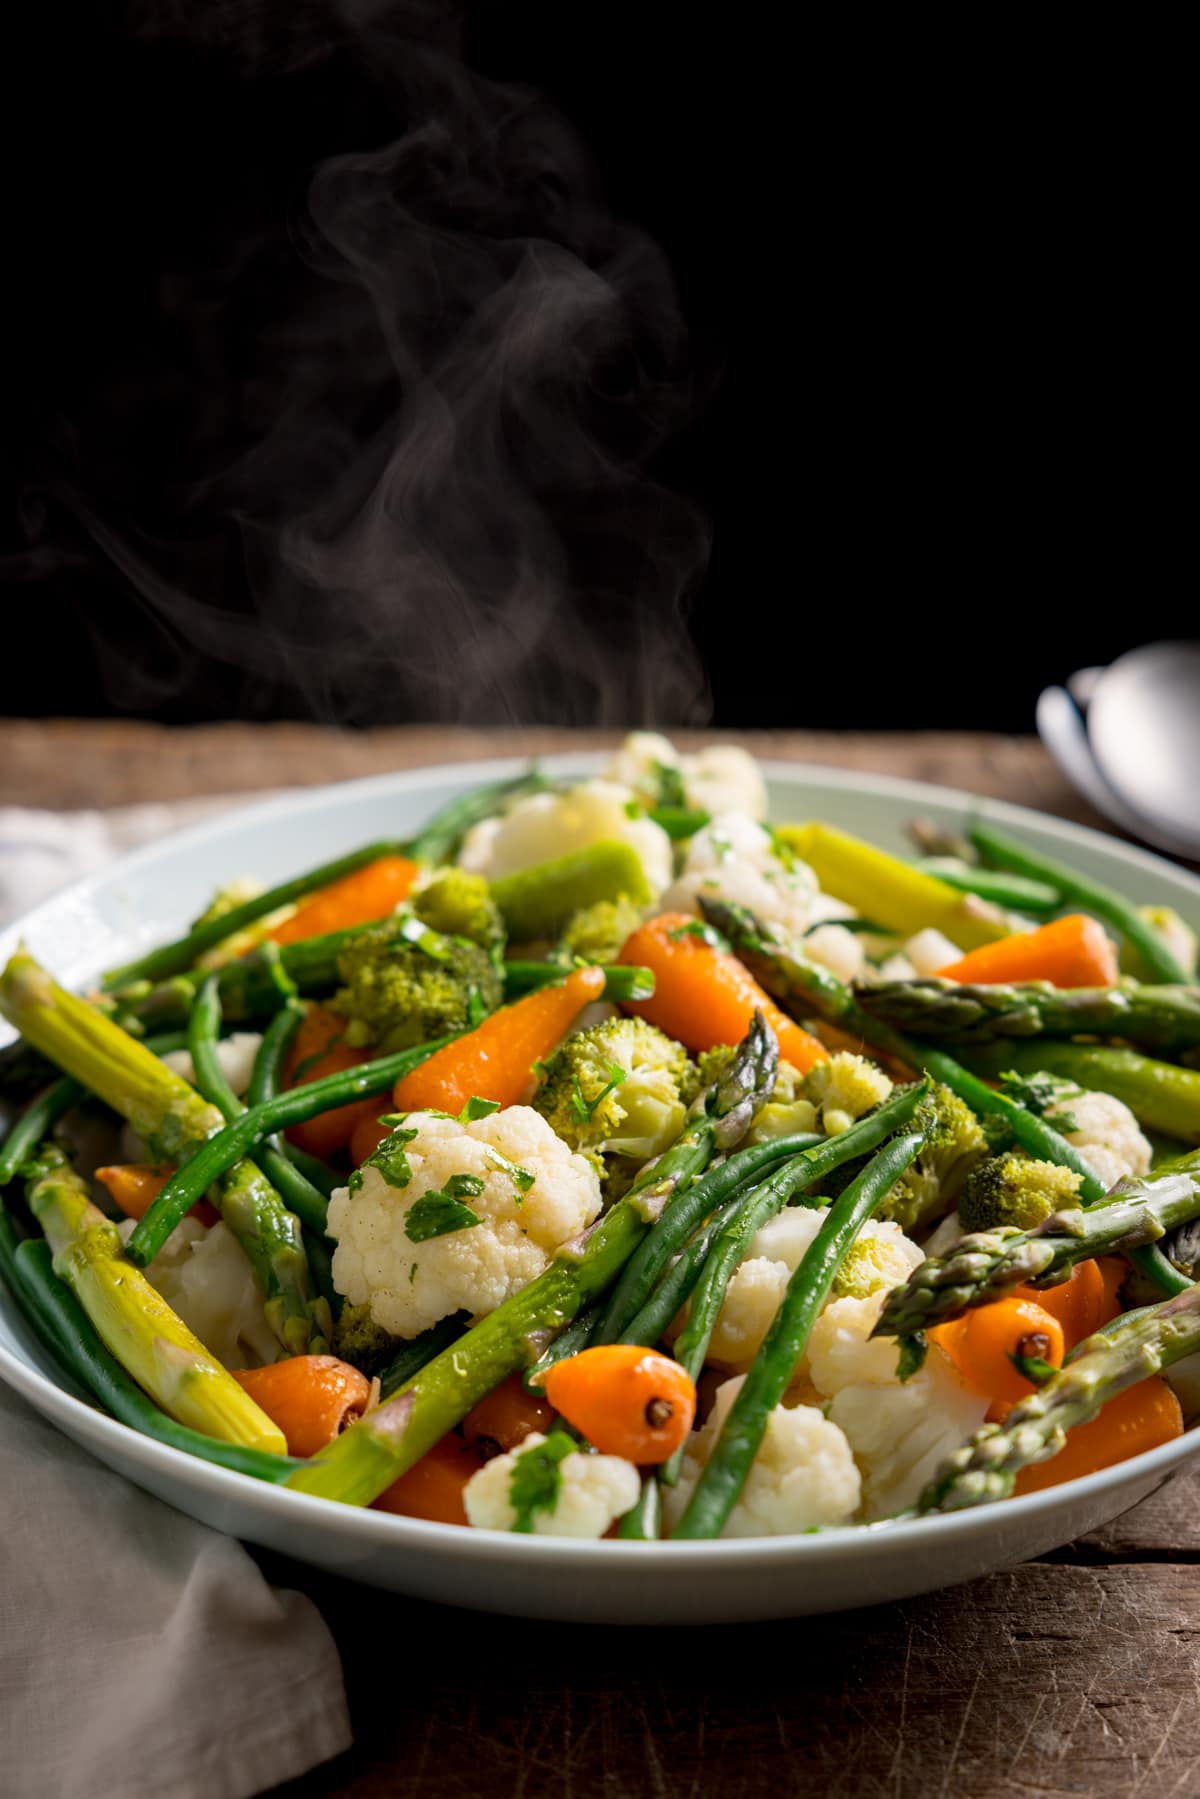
(283, 1001), (377, 1159)
(372, 1432), (485, 1525)
(1013, 1258), (1124, 1353)
(268, 855), (420, 947)
(232, 1355), (372, 1457)
(95, 1163), (220, 1230)
(461, 1373), (556, 1457)
(391, 964), (606, 1115)
(935, 913), (1120, 988)
(542, 1344), (697, 1463)
(1013, 1376), (1182, 1495)
(617, 912), (828, 1073)
(349, 1110), (395, 1167)
(931, 1295), (1065, 1407)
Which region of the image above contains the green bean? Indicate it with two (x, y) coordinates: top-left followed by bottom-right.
(617, 1474), (662, 1538)
(7, 1238), (300, 1483)
(916, 857), (1063, 916)
(671, 1129), (927, 1539)
(616, 1197), (743, 1349)
(970, 821), (1192, 984)
(380, 1313), (470, 1400)
(501, 962), (655, 1003)
(0, 1076), (83, 1188)
(523, 1303), (606, 1392)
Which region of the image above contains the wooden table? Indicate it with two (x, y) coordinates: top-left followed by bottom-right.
(6, 721), (1199, 1797)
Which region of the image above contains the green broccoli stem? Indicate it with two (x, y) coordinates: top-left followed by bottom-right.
(856, 976), (1200, 1056)
(672, 1128), (929, 1540)
(0, 1074), (83, 1187)
(915, 858), (1063, 916)
(5, 1236), (300, 1482)
(875, 1153), (1200, 1336)
(661, 1150), (839, 1488)
(0, 951), (225, 1163)
(502, 962), (655, 1003)
(126, 1032), (458, 1266)
(920, 1282), (1200, 1511)
(189, 976), (332, 1235)
(959, 1041), (1200, 1147)
(969, 822), (1192, 984)
(285, 1014), (780, 1506)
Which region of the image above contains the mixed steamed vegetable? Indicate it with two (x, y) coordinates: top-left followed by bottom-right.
(3, 735), (1200, 1543)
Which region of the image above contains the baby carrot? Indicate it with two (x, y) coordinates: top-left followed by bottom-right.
(372, 1433), (485, 1525)
(936, 914), (1120, 988)
(932, 1295), (1066, 1406)
(95, 1163), (221, 1230)
(283, 1002), (376, 1159)
(1012, 1376), (1182, 1495)
(268, 855), (420, 947)
(232, 1355), (372, 1458)
(462, 1373), (555, 1457)
(618, 913), (828, 1073)
(543, 1344), (696, 1463)
(1013, 1257), (1125, 1352)
(391, 964), (605, 1115)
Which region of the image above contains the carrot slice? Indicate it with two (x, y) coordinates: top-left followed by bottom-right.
(935, 913), (1119, 988)
(282, 1001), (377, 1159)
(268, 855), (420, 947)
(1013, 1376), (1182, 1495)
(391, 965), (605, 1115)
(372, 1432), (484, 1525)
(617, 912), (828, 1073)
(95, 1163), (220, 1230)
(232, 1355), (372, 1457)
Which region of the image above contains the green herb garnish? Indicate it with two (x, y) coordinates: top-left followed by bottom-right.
(509, 1430), (576, 1532)
(405, 1173), (487, 1242)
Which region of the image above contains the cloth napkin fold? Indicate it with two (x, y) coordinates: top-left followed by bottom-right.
(0, 795), (352, 1797)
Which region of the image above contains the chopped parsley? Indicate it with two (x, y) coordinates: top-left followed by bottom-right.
(509, 1430), (576, 1532)
(349, 1123), (419, 1195)
(571, 1062), (627, 1122)
(460, 1096), (501, 1122)
(404, 1173), (487, 1242)
(896, 1332), (927, 1383)
(668, 919), (730, 953)
(999, 1071), (1080, 1136)
(650, 759), (688, 810)
(485, 1147), (536, 1200)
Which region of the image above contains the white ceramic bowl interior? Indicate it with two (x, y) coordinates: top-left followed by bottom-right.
(2, 755), (1198, 1623)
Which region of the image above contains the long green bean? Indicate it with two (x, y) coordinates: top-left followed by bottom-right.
(0, 1076), (83, 1188)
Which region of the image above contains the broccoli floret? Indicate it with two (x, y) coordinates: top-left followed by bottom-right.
(957, 1153), (1084, 1234)
(333, 915), (503, 1051)
(412, 868), (505, 956)
(532, 1016), (696, 1164)
(556, 895), (644, 966)
(832, 1231), (916, 1299)
(747, 1058), (820, 1143)
(333, 1300), (401, 1376)
(680, 1043), (739, 1109)
(804, 1052), (893, 1136)
(876, 1083), (990, 1233)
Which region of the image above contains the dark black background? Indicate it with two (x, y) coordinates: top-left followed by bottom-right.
(1, 4), (1189, 729)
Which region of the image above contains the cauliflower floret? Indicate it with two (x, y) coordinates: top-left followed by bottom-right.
(904, 927), (964, 977)
(804, 1051), (893, 1137)
(327, 1106), (602, 1338)
(829, 1353), (988, 1519)
(464, 1432), (640, 1537)
(832, 1220), (925, 1299)
(458, 779), (673, 897)
(1048, 1088), (1152, 1192)
(604, 733), (768, 821)
(803, 923), (868, 984)
(661, 811), (848, 950)
(120, 1216), (278, 1370)
(662, 1376), (860, 1537)
(161, 1032), (263, 1099)
(808, 1292), (909, 1393)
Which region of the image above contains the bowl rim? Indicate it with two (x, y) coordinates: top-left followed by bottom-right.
(2, 749), (1198, 1565)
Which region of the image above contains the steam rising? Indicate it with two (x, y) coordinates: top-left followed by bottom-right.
(18, 8), (712, 727)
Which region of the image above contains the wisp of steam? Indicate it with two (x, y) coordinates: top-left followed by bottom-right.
(16, 3), (713, 728)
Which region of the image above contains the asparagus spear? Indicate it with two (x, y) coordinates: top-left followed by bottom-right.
(1, 950), (332, 1354)
(920, 1283), (1200, 1511)
(969, 822), (1192, 985)
(875, 1156), (1200, 1336)
(286, 1014), (780, 1505)
(23, 1146), (286, 1452)
(959, 1041), (1200, 1146)
(855, 976), (1200, 1055)
(671, 1128), (929, 1539)
(915, 857), (1063, 916)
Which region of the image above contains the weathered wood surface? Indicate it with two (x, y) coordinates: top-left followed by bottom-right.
(6, 719), (1198, 1799)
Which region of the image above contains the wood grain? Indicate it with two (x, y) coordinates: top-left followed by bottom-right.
(6, 717), (1196, 1799)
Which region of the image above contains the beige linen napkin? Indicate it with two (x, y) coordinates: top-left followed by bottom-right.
(1, 795), (351, 1796)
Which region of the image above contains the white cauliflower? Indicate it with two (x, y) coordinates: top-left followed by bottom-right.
(801, 1287), (989, 1519)
(802, 923), (869, 984)
(328, 1106), (602, 1338)
(904, 928), (964, 977)
(161, 1032), (264, 1099)
(1048, 1088), (1152, 1192)
(120, 1216), (278, 1370)
(605, 732), (768, 821)
(661, 1376), (861, 1538)
(464, 1432), (640, 1537)
(804, 1051), (893, 1136)
(457, 778), (673, 897)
